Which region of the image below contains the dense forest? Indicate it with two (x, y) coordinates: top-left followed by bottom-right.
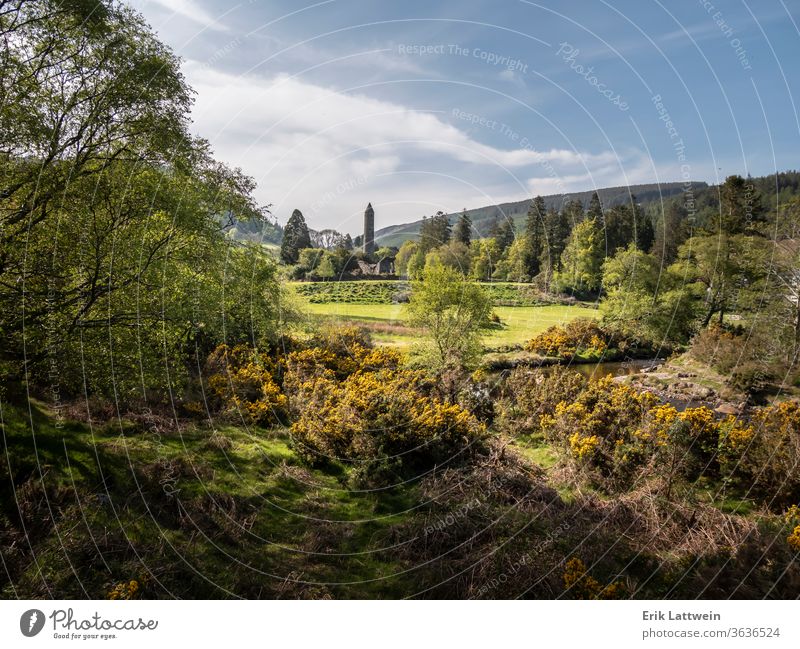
(1, 0), (799, 601)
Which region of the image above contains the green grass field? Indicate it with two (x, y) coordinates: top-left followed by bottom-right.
(301, 301), (599, 349)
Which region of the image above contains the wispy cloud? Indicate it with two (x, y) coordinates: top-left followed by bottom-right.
(185, 62), (641, 230)
(139, 0), (229, 32)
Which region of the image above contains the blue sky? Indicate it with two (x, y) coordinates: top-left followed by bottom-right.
(130, 0), (800, 234)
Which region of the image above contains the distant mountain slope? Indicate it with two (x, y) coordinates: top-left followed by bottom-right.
(374, 181), (708, 248)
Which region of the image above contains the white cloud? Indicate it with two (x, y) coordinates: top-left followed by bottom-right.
(134, 0), (228, 32)
(185, 62), (640, 231)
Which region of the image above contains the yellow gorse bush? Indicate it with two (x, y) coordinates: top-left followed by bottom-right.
(569, 432), (601, 460)
(107, 579), (139, 600)
(504, 363), (800, 502)
(788, 525), (800, 552)
(290, 368), (482, 477)
(206, 344), (287, 426)
(563, 558), (624, 599)
(526, 319), (610, 359)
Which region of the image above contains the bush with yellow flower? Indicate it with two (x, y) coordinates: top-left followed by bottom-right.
(290, 368), (483, 484)
(206, 344), (287, 426)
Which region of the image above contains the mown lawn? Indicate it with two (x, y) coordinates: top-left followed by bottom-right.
(301, 301), (599, 349)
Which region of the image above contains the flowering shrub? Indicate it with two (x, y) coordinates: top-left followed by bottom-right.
(281, 334), (404, 417)
(540, 377), (659, 485)
(526, 319), (609, 359)
(290, 369), (483, 484)
(562, 558), (625, 599)
(504, 359), (800, 504)
(568, 430), (601, 460)
(788, 526), (800, 552)
(106, 579), (139, 600)
(497, 367), (586, 437)
(206, 344), (287, 426)
(722, 401), (800, 506)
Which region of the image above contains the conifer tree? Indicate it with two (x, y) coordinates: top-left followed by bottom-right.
(523, 196), (546, 278)
(280, 209), (312, 264)
(453, 208), (472, 246)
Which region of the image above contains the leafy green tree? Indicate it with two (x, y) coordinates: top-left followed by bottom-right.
(554, 217), (604, 295)
(280, 209), (312, 264)
(496, 236), (530, 282)
(297, 248), (325, 273)
(675, 234), (771, 326)
(395, 240), (418, 277)
(470, 238), (502, 281)
(407, 263), (491, 374)
(0, 1), (291, 401)
(316, 254), (337, 280)
(0, 1), (193, 255)
(407, 248), (427, 279)
(375, 246), (396, 259)
(425, 241), (472, 275)
(453, 209), (472, 246)
(602, 245), (699, 343)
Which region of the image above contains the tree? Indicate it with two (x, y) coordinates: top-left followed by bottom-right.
(407, 263), (491, 375)
(470, 238), (502, 281)
(523, 196), (546, 278)
(675, 234), (770, 327)
(395, 240), (418, 277)
(297, 248), (324, 273)
(0, 1), (293, 402)
(495, 218), (516, 252)
(762, 234), (800, 362)
(652, 201), (689, 265)
(312, 228), (346, 250)
(453, 208), (472, 246)
(603, 201), (653, 256)
(375, 246), (396, 259)
(631, 198), (655, 253)
(554, 217), (604, 295)
(541, 206), (572, 285)
(425, 241), (472, 275)
(280, 209), (312, 264)
(602, 245), (698, 343)
(715, 175), (765, 235)
(316, 254), (336, 280)
(499, 236), (530, 282)
(419, 211), (452, 253)
(0, 1), (193, 256)
(587, 192), (603, 222)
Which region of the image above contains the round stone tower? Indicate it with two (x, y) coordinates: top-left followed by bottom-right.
(363, 202), (375, 255)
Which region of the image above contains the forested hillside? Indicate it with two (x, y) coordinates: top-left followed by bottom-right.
(374, 181), (708, 247)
